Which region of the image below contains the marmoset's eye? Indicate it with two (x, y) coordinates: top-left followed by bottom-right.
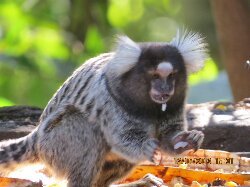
(153, 74), (160, 79)
(168, 72), (175, 79)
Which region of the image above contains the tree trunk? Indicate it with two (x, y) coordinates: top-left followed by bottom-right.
(68, 0), (109, 42)
(210, 0), (250, 101)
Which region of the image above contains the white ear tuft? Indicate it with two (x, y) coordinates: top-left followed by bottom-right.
(170, 30), (208, 74)
(107, 35), (141, 77)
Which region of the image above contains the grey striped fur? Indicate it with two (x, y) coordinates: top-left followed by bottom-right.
(0, 33), (206, 187)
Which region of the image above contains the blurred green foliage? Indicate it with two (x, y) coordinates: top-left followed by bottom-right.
(0, 0), (219, 107)
(189, 58), (218, 86)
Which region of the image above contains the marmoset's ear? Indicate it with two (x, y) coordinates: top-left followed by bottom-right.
(107, 36), (141, 77)
(170, 30), (208, 74)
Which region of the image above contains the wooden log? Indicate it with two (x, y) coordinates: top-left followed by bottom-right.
(0, 98), (249, 154)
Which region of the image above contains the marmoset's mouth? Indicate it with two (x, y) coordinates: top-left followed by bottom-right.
(150, 89), (171, 104)
(151, 94), (170, 104)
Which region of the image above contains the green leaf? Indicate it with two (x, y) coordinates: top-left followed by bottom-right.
(108, 0), (144, 28)
(189, 58), (219, 85)
(85, 26), (104, 55)
(0, 97), (14, 107)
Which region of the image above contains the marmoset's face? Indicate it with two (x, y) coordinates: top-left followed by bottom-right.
(109, 33), (207, 112)
(137, 44), (186, 105)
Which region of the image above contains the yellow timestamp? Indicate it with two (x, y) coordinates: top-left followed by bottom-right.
(174, 157), (234, 165)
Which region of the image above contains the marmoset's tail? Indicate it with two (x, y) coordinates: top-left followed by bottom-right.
(0, 132), (38, 175)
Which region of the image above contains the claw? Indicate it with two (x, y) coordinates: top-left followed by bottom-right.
(170, 130), (204, 154)
(142, 138), (160, 162)
(193, 146), (198, 152)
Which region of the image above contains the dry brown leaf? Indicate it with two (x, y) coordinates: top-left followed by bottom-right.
(121, 165), (250, 185)
(119, 149), (250, 186)
(0, 177), (42, 187)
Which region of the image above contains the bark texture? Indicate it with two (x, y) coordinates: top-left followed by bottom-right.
(0, 106), (41, 140)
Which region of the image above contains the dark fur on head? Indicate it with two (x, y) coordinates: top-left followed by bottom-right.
(105, 32), (207, 119)
(111, 44), (187, 118)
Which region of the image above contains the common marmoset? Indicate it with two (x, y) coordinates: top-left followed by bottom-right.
(0, 30), (207, 187)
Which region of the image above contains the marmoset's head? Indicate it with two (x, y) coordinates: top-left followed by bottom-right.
(106, 31), (208, 115)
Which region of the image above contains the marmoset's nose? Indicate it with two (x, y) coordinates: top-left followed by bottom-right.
(156, 62), (173, 78)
